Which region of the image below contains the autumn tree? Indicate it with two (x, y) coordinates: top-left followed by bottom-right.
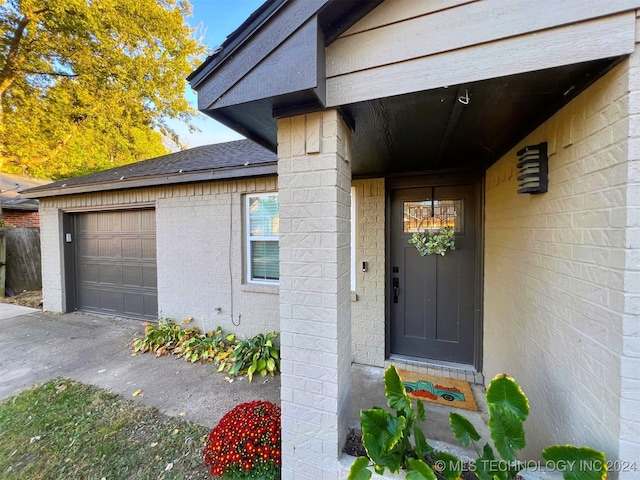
(0, 0), (205, 179)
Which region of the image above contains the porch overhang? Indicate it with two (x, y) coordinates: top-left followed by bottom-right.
(188, 0), (638, 177)
(187, 0), (383, 150)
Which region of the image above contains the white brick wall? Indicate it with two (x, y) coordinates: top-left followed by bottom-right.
(39, 206), (64, 312)
(38, 178), (280, 338)
(484, 62), (630, 462)
(277, 110), (352, 479)
(351, 179), (386, 366)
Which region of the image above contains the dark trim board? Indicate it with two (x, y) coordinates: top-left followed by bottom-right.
(63, 212), (77, 312)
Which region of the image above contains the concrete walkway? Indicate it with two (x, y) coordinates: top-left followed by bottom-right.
(0, 304), (488, 449)
(0, 305), (279, 429)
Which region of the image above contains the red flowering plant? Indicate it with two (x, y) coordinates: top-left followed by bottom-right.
(203, 400), (282, 479)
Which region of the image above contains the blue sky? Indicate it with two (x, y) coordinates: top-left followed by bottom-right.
(169, 0), (265, 149)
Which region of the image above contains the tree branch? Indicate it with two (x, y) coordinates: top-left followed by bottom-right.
(21, 70), (78, 78)
(0, 8), (51, 98)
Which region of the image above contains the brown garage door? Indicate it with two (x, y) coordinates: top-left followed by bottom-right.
(75, 210), (157, 320)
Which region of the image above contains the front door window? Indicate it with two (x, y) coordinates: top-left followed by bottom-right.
(403, 199), (463, 233)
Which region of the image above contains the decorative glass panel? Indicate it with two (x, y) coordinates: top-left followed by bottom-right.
(403, 199), (463, 233)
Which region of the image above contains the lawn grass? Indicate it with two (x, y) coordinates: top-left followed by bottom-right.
(0, 379), (212, 479)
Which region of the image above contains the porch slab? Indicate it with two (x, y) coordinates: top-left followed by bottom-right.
(348, 363), (490, 448)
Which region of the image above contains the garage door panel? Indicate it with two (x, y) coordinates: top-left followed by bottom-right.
(99, 264), (121, 285)
(144, 295), (158, 317)
(75, 210), (157, 320)
(98, 237), (122, 258)
(124, 291), (156, 316)
(141, 214), (155, 230)
(101, 290), (124, 313)
(77, 263), (99, 283)
(78, 288), (100, 310)
(122, 238), (141, 258)
(122, 266), (142, 287)
(143, 267), (157, 289)
(141, 238), (156, 260)
(122, 213), (142, 231)
(97, 212), (120, 231)
(78, 238), (99, 257)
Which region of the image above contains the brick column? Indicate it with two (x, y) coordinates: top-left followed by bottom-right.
(277, 109), (352, 479)
(620, 24), (640, 478)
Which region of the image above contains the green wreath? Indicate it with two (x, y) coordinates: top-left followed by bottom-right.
(408, 226), (456, 256)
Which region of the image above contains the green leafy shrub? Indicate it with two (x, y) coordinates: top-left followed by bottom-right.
(449, 374), (607, 480)
(448, 373), (529, 480)
(226, 332), (280, 382)
(348, 365), (435, 479)
(408, 226), (456, 256)
(349, 366), (608, 480)
(203, 400), (281, 479)
(132, 317), (199, 357)
(173, 326), (236, 364)
(132, 319), (280, 381)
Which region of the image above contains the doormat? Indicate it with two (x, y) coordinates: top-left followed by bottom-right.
(397, 369), (478, 411)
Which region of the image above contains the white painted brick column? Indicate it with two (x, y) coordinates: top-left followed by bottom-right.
(619, 18), (640, 477)
(38, 203), (65, 312)
(277, 110), (352, 479)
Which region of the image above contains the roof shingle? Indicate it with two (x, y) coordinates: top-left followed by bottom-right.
(23, 140), (277, 198)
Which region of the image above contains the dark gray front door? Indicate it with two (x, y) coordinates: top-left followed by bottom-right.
(390, 184), (478, 365)
(75, 210), (158, 320)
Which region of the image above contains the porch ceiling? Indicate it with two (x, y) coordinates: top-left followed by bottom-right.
(201, 57), (620, 177)
(344, 57), (620, 177)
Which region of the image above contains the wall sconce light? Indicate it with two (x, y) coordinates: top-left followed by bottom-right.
(517, 142), (548, 194)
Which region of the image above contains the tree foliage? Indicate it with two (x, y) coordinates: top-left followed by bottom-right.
(0, 0), (205, 179)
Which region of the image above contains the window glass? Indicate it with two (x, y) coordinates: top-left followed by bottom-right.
(249, 196), (279, 236)
(250, 241), (279, 281)
(247, 194), (279, 283)
(403, 199), (463, 233)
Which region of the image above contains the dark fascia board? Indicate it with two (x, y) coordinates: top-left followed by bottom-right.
(188, 0), (381, 150)
(208, 17), (324, 111)
(21, 162), (278, 199)
(187, 0), (288, 88)
(194, 0), (329, 111)
(320, 0), (384, 45)
(1, 203), (39, 212)
(188, 0), (382, 91)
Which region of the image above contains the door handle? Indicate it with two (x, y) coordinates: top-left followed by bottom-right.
(393, 277), (399, 303)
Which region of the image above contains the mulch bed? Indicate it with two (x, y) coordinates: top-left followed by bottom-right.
(0, 289), (42, 308)
(343, 430), (367, 457)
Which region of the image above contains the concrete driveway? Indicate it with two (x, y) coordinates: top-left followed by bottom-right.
(0, 305), (280, 429)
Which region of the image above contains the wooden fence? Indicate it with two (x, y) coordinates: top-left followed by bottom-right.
(3, 227), (42, 294)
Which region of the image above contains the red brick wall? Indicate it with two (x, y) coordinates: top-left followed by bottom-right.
(2, 211), (40, 228)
